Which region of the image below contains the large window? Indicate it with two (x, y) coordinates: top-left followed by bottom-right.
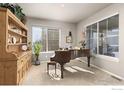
(86, 14), (119, 58)
(86, 23), (97, 54)
(32, 26), (60, 52)
(48, 28), (60, 51)
(99, 19), (108, 55)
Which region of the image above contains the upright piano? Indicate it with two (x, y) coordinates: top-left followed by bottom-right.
(50, 49), (90, 78)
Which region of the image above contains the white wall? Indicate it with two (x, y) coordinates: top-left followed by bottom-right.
(26, 17), (77, 61)
(26, 17), (77, 47)
(77, 4), (124, 78)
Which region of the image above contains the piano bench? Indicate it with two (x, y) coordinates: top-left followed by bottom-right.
(47, 61), (57, 74)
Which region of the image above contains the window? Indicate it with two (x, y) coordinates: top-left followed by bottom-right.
(32, 26), (60, 52)
(86, 23), (97, 54)
(99, 19), (108, 55)
(86, 14), (119, 58)
(107, 15), (119, 58)
(32, 27), (47, 52)
(48, 29), (59, 51)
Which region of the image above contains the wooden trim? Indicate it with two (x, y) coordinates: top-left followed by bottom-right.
(8, 28), (27, 38)
(0, 7), (7, 12)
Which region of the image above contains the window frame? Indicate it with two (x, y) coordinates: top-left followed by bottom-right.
(86, 23), (97, 54)
(47, 28), (61, 51)
(32, 25), (61, 52)
(84, 13), (119, 62)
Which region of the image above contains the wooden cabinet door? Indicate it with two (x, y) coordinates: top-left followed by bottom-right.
(0, 62), (5, 85)
(4, 62), (17, 85)
(28, 55), (32, 68)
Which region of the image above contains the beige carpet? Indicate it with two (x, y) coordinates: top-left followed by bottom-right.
(48, 69), (61, 80)
(22, 60), (124, 85)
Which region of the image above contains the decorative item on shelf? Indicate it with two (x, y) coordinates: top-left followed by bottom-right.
(16, 37), (20, 43)
(11, 26), (18, 32)
(22, 31), (26, 36)
(9, 23), (14, 29)
(8, 34), (12, 44)
(9, 24), (22, 35)
(18, 29), (22, 34)
(11, 36), (16, 44)
(21, 45), (28, 51)
(74, 46), (80, 50)
(66, 31), (72, 43)
(19, 38), (22, 43)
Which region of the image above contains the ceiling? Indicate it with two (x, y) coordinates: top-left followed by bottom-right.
(19, 3), (111, 23)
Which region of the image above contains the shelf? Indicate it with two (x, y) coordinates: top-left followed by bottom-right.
(8, 43), (27, 46)
(7, 10), (28, 31)
(8, 29), (27, 38)
(0, 8), (28, 31)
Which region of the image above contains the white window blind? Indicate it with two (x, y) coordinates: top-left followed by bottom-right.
(32, 26), (60, 52)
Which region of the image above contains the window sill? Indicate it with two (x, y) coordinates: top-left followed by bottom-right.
(40, 51), (54, 53)
(32, 51), (54, 55)
(95, 54), (119, 62)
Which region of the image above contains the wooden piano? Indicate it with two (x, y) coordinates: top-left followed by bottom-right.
(50, 49), (90, 78)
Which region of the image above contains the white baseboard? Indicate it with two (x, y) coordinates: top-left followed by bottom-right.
(76, 58), (124, 81)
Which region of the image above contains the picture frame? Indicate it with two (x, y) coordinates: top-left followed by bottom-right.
(66, 36), (72, 43)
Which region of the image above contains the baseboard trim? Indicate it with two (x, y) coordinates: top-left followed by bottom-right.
(76, 58), (124, 81)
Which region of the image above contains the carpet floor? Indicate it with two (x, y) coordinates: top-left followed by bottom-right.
(22, 60), (124, 85)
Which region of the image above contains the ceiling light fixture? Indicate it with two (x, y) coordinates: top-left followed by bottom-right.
(61, 4), (65, 7)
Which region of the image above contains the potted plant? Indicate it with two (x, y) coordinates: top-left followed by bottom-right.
(0, 3), (26, 24)
(0, 3), (15, 14)
(79, 40), (86, 48)
(33, 41), (42, 65)
(14, 4), (26, 24)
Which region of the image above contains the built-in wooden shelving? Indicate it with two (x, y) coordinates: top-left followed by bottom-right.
(0, 7), (32, 85)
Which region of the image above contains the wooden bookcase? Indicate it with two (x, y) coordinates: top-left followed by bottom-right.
(0, 8), (32, 85)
